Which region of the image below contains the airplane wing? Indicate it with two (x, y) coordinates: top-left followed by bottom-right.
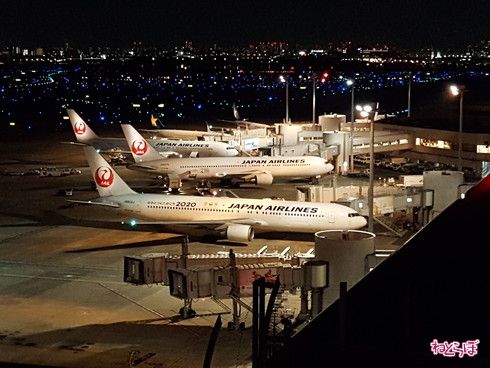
(237, 121), (271, 128)
(67, 199), (121, 208)
(60, 141), (132, 155)
(209, 170), (275, 185)
(217, 119), (271, 129)
(123, 218), (267, 227)
(140, 129), (226, 138)
(158, 151), (182, 158)
(239, 170), (272, 180)
(129, 163), (162, 171)
(60, 141), (87, 146)
(206, 169), (272, 181)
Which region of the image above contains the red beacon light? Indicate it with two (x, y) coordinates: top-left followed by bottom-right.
(320, 71), (330, 83)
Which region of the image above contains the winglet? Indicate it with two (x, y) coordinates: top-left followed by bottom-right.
(232, 103), (241, 121)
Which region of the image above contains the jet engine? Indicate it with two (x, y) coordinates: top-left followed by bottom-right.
(189, 151), (199, 158)
(165, 174), (182, 191)
(224, 224), (254, 242)
(253, 173), (274, 185)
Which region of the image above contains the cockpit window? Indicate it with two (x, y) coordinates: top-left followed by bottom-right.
(348, 212), (362, 217)
(226, 147), (236, 150)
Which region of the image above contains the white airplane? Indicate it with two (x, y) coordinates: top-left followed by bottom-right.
(121, 124), (334, 186)
(217, 103), (272, 129)
(74, 146), (367, 242)
(141, 113), (233, 140)
(66, 109), (239, 157)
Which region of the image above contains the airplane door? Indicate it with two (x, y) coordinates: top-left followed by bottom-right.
(328, 213), (335, 223)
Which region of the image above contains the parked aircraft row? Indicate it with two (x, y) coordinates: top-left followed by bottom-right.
(67, 109), (334, 188)
(121, 124), (334, 187)
(67, 109), (239, 158)
(142, 113), (233, 140)
(74, 147), (367, 242)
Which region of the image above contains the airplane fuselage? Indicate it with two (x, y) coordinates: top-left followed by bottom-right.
(84, 137), (238, 157)
(130, 156), (333, 180)
(104, 194), (367, 232)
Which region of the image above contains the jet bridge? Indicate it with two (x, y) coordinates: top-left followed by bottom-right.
(123, 230), (392, 330)
(124, 246), (309, 324)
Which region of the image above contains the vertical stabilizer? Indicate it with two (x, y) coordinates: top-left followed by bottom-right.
(121, 124), (163, 162)
(67, 109), (98, 143)
(151, 112), (165, 128)
(83, 146), (136, 197)
(232, 103), (241, 121)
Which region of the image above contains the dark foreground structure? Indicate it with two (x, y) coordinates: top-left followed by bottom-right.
(270, 175), (490, 367)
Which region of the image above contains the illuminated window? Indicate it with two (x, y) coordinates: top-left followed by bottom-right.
(416, 138), (450, 150)
(477, 145), (490, 153)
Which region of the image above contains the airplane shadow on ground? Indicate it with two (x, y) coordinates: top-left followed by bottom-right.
(0, 210), (251, 251)
(0, 208), (316, 244)
(0, 318), (252, 368)
(64, 237), (189, 253)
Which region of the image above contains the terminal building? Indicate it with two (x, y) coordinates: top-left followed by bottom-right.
(206, 114), (490, 178)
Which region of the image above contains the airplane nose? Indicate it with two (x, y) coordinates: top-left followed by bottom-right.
(349, 214), (367, 229)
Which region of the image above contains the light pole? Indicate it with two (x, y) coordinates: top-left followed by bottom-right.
(356, 103), (377, 233)
(449, 85), (465, 171)
(346, 79), (355, 171)
(407, 72), (412, 118)
(312, 74), (316, 124)
(279, 75), (289, 123)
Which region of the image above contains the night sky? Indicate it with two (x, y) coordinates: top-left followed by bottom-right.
(1, 0), (489, 48)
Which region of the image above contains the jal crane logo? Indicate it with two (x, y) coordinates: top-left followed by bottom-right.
(95, 166), (114, 188)
(74, 121), (86, 135)
(131, 139), (148, 156)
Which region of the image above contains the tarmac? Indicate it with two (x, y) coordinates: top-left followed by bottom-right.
(0, 133), (401, 367)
